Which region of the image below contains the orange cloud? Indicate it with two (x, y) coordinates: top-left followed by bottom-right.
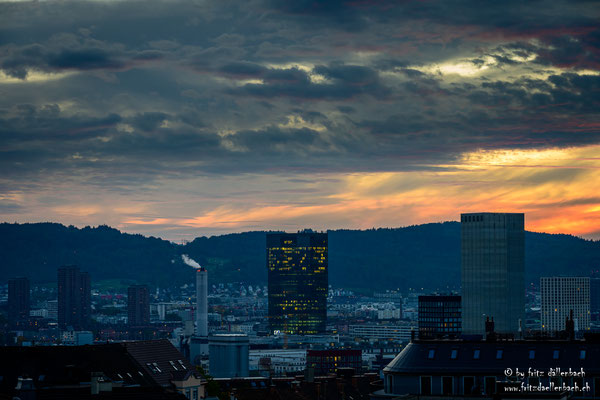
(175, 145), (600, 238)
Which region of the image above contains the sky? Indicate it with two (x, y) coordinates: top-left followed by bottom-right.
(1, 0), (599, 241)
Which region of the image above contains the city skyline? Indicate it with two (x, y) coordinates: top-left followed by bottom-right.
(0, 1), (599, 241)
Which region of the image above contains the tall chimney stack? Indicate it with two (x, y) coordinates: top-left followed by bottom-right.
(196, 267), (209, 355)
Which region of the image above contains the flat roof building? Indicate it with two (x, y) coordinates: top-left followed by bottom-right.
(209, 334), (249, 378)
(58, 265), (91, 330)
(418, 295), (461, 339)
(541, 277), (590, 333)
(461, 213), (525, 336)
(128, 284), (150, 327)
(8, 277), (30, 324)
(267, 231), (328, 335)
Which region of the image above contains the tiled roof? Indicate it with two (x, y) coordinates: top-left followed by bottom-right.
(0, 339), (196, 395)
(120, 340), (195, 386)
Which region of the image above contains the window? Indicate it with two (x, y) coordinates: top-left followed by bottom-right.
(450, 349), (458, 359)
(442, 376), (453, 395)
(463, 376), (475, 395)
(428, 349), (435, 359)
(420, 376), (432, 395)
(580, 350), (586, 360)
(496, 349), (503, 359)
(553, 349), (560, 360)
(528, 350), (535, 359)
(473, 349), (480, 359)
(485, 376), (496, 395)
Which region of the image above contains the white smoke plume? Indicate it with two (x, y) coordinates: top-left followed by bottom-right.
(181, 254), (202, 269)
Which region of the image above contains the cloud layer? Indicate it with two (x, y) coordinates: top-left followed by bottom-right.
(1, 0), (599, 239)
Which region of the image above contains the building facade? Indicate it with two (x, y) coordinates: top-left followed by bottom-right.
(349, 323), (414, 342)
(541, 277), (590, 333)
(267, 231), (328, 335)
(591, 277), (600, 322)
(57, 265), (91, 330)
(306, 349), (362, 375)
(418, 295), (461, 338)
(128, 284), (150, 327)
(209, 334), (249, 378)
(8, 277), (30, 324)
(461, 213), (525, 335)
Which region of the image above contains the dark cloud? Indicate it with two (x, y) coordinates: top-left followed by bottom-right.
(0, 0), (598, 188)
(0, 200), (22, 213)
(132, 112), (169, 132)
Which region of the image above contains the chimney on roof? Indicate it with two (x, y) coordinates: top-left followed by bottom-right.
(91, 372), (112, 395)
(565, 309), (575, 341)
(485, 316), (496, 342)
(195, 268), (209, 356)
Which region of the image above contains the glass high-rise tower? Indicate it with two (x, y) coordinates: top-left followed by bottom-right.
(461, 213), (525, 335)
(267, 231), (327, 335)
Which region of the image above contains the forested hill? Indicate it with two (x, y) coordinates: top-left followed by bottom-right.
(1, 222), (599, 291)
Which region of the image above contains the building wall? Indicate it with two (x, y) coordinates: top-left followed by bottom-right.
(541, 277), (590, 332)
(461, 213), (525, 335)
(209, 334), (249, 378)
(349, 323), (414, 342)
(58, 266), (91, 330)
(128, 285), (150, 326)
(267, 232), (328, 335)
(418, 295), (461, 338)
(306, 349), (362, 375)
(590, 278), (600, 316)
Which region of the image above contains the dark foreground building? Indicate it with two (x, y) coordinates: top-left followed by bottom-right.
(0, 339), (205, 399)
(374, 335), (600, 399)
(58, 265), (91, 330)
(267, 231), (328, 335)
